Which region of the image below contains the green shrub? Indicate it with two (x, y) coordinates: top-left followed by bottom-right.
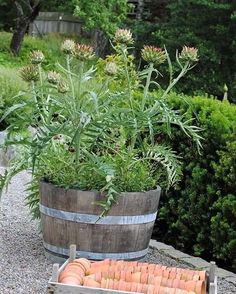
(210, 140), (236, 267)
(211, 194), (236, 268)
(153, 94), (236, 271)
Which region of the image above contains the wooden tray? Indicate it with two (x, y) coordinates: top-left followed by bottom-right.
(47, 245), (217, 294)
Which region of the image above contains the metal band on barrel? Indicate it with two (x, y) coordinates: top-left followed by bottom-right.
(39, 204), (157, 225)
(43, 242), (149, 260)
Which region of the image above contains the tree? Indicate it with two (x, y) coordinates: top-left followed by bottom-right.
(73, 0), (130, 56)
(10, 0), (41, 55)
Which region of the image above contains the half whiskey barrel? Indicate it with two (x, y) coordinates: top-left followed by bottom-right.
(40, 181), (161, 261)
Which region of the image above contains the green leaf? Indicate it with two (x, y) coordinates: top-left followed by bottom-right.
(0, 103), (26, 123)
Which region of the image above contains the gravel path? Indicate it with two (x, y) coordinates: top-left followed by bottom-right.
(0, 170), (51, 293)
(0, 170), (236, 293)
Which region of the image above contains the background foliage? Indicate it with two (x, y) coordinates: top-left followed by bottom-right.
(73, 0), (130, 36)
(133, 0), (236, 101)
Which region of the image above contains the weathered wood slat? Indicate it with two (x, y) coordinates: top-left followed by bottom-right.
(209, 277), (217, 294)
(40, 182), (160, 215)
(47, 282), (142, 294)
(51, 264), (59, 283)
(209, 261), (216, 283)
(40, 182), (161, 260)
(41, 215), (154, 252)
(69, 244), (77, 261)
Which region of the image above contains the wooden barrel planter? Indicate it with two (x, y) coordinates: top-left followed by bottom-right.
(40, 181), (161, 261)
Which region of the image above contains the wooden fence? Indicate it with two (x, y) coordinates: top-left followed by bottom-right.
(29, 12), (83, 36)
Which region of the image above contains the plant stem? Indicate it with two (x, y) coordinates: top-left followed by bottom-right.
(66, 54), (80, 162)
(77, 61), (84, 108)
(31, 81), (40, 112)
(121, 47), (134, 114)
(31, 81), (46, 125)
(74, 120), (82, 165)
(37, 64), (47, 118)
(142, 62), (154, 111)
(75, 62), (84, 165)
(161, 61), (189, 100)
(66, 54), (75, 100)
(31, 81), (37, 105)
(75, 136), (80, 163)
(120, 46), (137, 152)
(151, 61), (190, 112)
(38, 64), (43, 88)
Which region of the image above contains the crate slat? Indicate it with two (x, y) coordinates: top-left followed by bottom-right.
(69, 244), (77, 261)
(209, 261), (216, 283)
(51, 264), (59, 282)
(209, 276), (217, 294)
(48, 282), (142, 294)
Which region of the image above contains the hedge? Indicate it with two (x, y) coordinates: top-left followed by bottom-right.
(153, 93), (236, 271)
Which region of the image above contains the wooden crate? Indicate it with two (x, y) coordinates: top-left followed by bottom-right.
(47, 245), (217, 294)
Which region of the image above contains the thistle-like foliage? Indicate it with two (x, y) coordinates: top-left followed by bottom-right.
(47, 71), (61, 85)
(105, 62), (118, 76)
(142, 145), (182, 188)
(113, 29), (134, 45)
(57, 80), (69, 93)
(73, 44), (95, 61)
(180, 46), (199, 62)
(141, 46), (167, 65)
(20, 65), (39, 82)
(0, 29), (201, 218)
(29, 50), (45, 64)
(61, 39), (76, 55)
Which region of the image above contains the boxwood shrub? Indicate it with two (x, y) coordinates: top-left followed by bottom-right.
(153, 93), (236, 271)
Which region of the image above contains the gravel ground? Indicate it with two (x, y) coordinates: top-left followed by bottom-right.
(0, 170), (236, 293)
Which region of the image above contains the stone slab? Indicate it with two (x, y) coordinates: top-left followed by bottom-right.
(149, 239), (174, 251)
(161, 248), (193, 260)
(217, 268), (236, 279)
(225, 276), (236, 286)
(181, 256), (210, 269)
(149, 239), (236, 281)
